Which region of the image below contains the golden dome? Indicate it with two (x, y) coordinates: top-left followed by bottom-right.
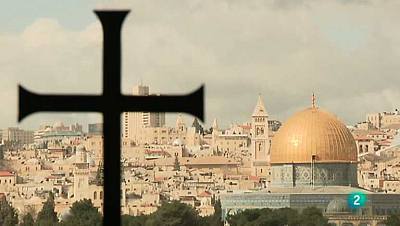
(270, 107), (357, 164)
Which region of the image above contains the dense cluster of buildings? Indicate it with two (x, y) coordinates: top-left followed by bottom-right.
(1, 84), (400, 226)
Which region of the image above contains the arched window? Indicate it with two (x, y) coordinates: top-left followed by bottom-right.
(94, 191), (97, 200)
(100, 191), (103, 200)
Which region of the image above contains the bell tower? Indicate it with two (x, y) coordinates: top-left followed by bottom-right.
(73, 145), (90, 201)
(251, 95), (270, 179)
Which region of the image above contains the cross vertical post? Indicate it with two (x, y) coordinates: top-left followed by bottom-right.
(95, 11), (127, 224)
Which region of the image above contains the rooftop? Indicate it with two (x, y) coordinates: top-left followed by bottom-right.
(0, 171), (14, 177)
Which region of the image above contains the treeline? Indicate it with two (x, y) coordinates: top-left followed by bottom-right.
(122, 200), (223, 226)
(0, 194), (223, 226)
(1, 194), (397, 226)
(226, 207), (329, 226)
(0, 193), (102, 226)
(385, 214), (400, 226)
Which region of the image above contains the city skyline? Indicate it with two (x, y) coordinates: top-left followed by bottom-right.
(2, 0), (400, 129)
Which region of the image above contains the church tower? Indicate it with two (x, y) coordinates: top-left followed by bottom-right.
(176, 114), (186, 133)
(211, 118), (219, 148)
(73, 145), (90, 201)
(251, 95), (270, 179)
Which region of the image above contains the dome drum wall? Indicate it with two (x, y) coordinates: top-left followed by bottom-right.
(270, 163), (358, 187)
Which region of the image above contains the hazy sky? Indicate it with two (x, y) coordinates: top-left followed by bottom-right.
(2, 0), (400, 130)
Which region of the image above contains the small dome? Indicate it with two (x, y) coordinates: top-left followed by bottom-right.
(326, 198), (351, 214)
(271, 107), (357, 164)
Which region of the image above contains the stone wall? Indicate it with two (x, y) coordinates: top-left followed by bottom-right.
(270, 163), (357, 187)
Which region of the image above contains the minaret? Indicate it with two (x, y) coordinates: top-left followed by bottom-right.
(251, 94), (270, 179)
(211, 118), (219, 147)
(212, 118), (219, 131)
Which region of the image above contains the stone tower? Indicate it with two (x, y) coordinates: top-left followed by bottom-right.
(251, 95), (270, 178)
(176, 114), (186, 133)
(211, 118), (219, 146)
(73, 145), (90, 201)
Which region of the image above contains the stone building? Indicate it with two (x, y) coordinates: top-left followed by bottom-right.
(221, 96), (400, 226)
(122, 84), (165, 140)
(1, 127), (34, 145)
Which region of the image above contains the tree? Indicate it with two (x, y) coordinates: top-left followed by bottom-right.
(173, 154), (180, 171)
(0, 144), (4, 160)
(0, 199), (18, 226)
(226, 207), (328, 226)
(384, 214), (400, 226)
(60, 199), (102, 226)
(227, 208), (268, 226)
(275, 208), (300, 226)
(199, 199), (223, 226)
(95, 162), (104, 186)
(121, 215), (148, 226)
(298, 207), (329, 226)
(20, 213), (35, 226)
(192, 118), (204, 134)
(35, 193), (58, 226)
(145, 201), (199, 226)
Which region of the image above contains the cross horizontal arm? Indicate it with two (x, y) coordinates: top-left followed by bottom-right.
(120, 86), (204, 121)
(18, 85), (104, 121)
(19, 85), (204, 122)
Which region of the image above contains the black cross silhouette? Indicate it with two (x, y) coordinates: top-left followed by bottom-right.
(18, 10), (204, 225)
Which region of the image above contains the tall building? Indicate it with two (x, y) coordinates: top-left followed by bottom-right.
(122, 85), (166, 139)
(251, 95), (270, 178)
(1, 127), (34, 145)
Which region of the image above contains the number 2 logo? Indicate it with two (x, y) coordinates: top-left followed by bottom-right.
(353, 195), (361, 206)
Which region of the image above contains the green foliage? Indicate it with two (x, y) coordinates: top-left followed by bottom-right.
(226, 206), (328, 226)
(0, 144), (4, 160)
(299, 207), (329, 226)
(20, 213), (35, 226)
(95, 162), (104, 186)
(384, 214), (400, 226)
(121, 201), (223, 226)
(192, 118), (204, 134)
(35, 193), (58, 226)
(199, 199), (223, 226)
(60, 199), (102, 226)
(173, 154), (180, 171)
(121, 215), (148, 226)
(145, 201), (200, 226)
(0, 199), (19, 226)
